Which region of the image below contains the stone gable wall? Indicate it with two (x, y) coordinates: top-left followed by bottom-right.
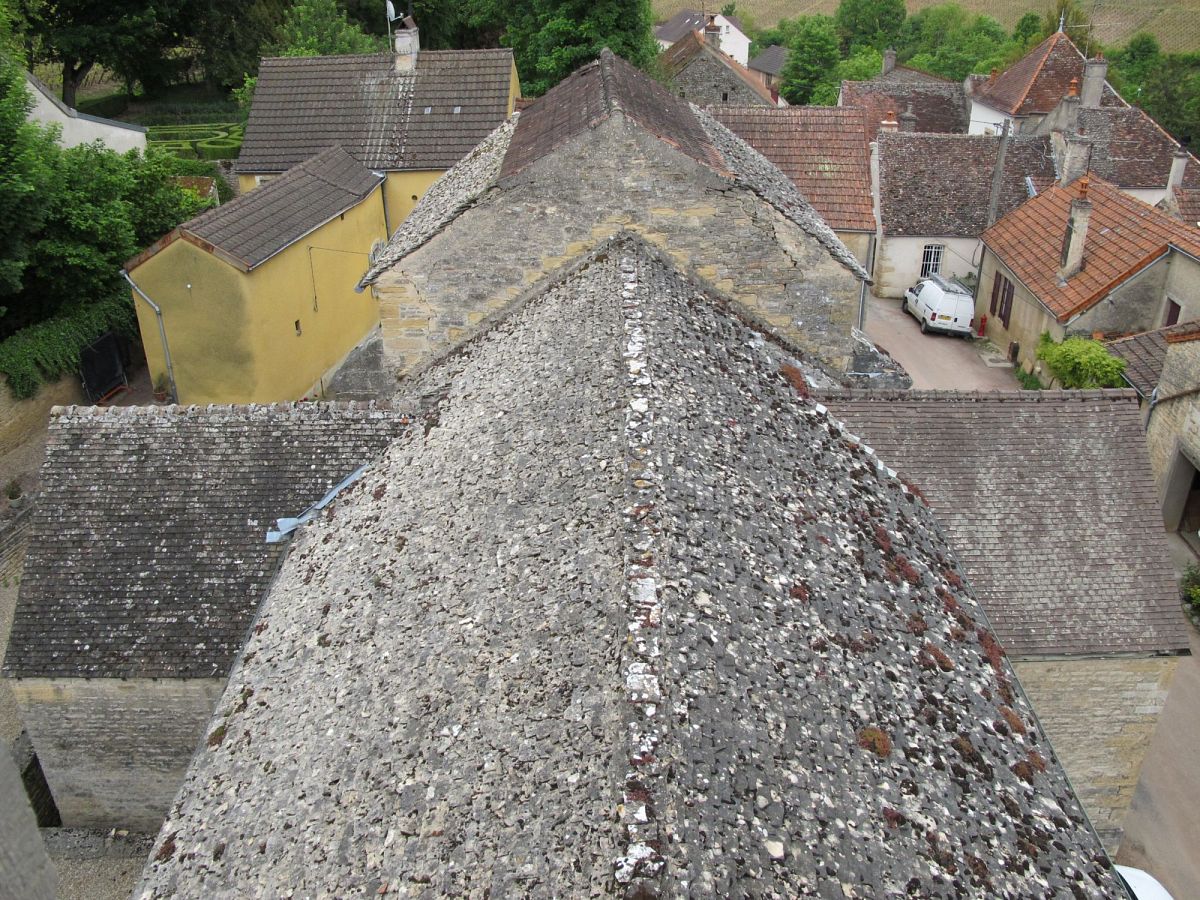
(374, 115), (861, 378)
(673, 55), (770, 107)
(11, 677), (225, 830)
(1014, 656), (1178, 854)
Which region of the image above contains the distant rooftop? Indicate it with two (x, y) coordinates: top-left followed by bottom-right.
(974, 31), (1124, 117)
(654, 8), (745, 43)
(660, 30), (776, 104)
(840, 80), (969, 139)
(137, 237), (1121, 896)
(748, 44), (787, 76)
(1108, 320), (1200, 396)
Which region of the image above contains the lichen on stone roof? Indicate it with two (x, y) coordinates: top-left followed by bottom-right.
(138, 237), (1120, 898)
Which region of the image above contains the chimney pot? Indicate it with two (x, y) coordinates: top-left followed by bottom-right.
(1067, 77), (1079, 98)
(1081, 57), (1108, 108)
(704, 15), (721, 47)
(880, 110), (899, 133)
(883, 48), (896, 75)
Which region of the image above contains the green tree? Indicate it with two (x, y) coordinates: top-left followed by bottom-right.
(809, 46), (882, 104)
(190, 0), (289, 89)
(1041, 0), (1096, 56)
(273, 0), (383, 57)
(779, 16), (839, 104)
(1012, 11), (1041, 47)
(834, 0), (905, 52)
(0, 4), (57, 307)
(502, 0), (658, 96)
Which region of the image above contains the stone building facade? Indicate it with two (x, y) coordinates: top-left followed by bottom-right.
(1145, 331), (1200, 532)
(662, 31), (776, 107)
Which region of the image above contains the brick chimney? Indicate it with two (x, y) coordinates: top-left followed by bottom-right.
(1060, 133), (1091, 186)
(1059, 177), (1092, 280)
(1059, 77), (1081, 132)
(394, 16), (419, 72)
(1167, 149), (1188, 199)
(880, 110), (899, 134)
(899, 103), (917, 132)
(883, 48), (896, 75)
(1081, 55), (1107, 109)
(704, 15), (721, 47)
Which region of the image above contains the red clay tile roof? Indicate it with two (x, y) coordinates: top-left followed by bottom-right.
(660, 31), (775, 105)
(982, 175), (1200, 321)
(878, 132), (1056, 236)
(710, 106), (874, 231)
(501, 49), (723, 179)
(1172, 188), (1200, 226)
(131, 147), (382, 272)
(975, 32), (1124, 117)
(1078, 107), (1200, 190)
(236, 49), (514, 174)
(1107, 320), (1200, 395)
(748, 44), (787, 76)
(840, 81), (968, 139)
(822, 389), (1189, 657)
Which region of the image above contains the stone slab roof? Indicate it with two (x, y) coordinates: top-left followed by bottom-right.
(137, 237), (1120, 897)
(235, 49), (514, 174)
(3, 402), (410, 680)
(1078, 107), (1200, 190)
(1108, 320), (1200, 396)
(711, 105), (875, 231)
(982, 175), (1200, 321)
(130, 147), (382, 272)
(974, 32), (1124, 117)
(654, 9), (745, 43)
(840, 81), (969, 139)
(748, 44), (787, 75)
(823, 389), (1189, 658)
(660, 30), (776, 104)
(871, 65), (952, 85)
(878, 132), (1056, 236)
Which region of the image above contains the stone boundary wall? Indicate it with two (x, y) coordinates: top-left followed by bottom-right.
(1014, 656), (1179, 854)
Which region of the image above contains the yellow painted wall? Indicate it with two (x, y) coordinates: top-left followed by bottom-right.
(130, 188), (386, 404)
(382, 170), (443, 233)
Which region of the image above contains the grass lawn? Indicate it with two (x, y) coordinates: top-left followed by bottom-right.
(653, 0), (1200, 53)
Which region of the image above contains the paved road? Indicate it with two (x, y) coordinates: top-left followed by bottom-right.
(865, 294), (1019, 391)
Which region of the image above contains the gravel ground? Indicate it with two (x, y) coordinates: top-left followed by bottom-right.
(53, 855), (144, 900)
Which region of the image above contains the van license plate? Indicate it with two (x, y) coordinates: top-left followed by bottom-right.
(938, 315), (951, 320)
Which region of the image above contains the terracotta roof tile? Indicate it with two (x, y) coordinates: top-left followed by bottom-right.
(823, 389), (1190, 657)
(879, 133), (1057, 236)
(1171, 188), (1200, 226)
(660, 31), (775, 105)
(975, 32), (1124, 117)
(840, 81), (968, 139)
(1107, 320), (1200, 394)
(1078, 107), (1200, 190)
(236, 49), (514, 174)
(982, 175), (1200, 320)
(711, 106), (874, 231)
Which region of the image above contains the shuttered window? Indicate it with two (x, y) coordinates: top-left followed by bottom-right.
(989, 271), (1014, 328)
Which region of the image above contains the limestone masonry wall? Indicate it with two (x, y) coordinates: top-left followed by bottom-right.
(674, 55), (770, 107)
(1014, 656), (1178, 854)
(0, 375), (84, 473)
(375, 115), (861, 379)
(12, 677), (225, 830)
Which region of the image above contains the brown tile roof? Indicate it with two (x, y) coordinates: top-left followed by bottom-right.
(660, 30), (775, 105)
(748, 44), (787, 76)
(3, 402), (411, 679)
(840, 81), (968, 139)
(1078, 107), (1200, 190)
(870, 65), (952, 85)
(879, 132), (1056, 236)
(822, 389), (1190, 657)
(130, 147), (382, 272)
(654, 9), (744, 43)
(710, 106), (874, 231)
(974, 32), (1124, 117)
(1107, 320), (1200, 395)
(982, 175), (1200, 321)
(236, 49), (514, 174)
(1174, 188), (1200, 226)
(501, 49), (723, 179)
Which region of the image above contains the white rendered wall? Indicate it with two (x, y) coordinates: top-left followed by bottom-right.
(874, 235), (981, 298)
(26, 76), (147, 153)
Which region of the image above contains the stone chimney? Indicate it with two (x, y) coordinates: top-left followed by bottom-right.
(899, 103), (917, 132)
(883, 48), (896, 75)
(880, 110), (899, 134)
(1167, 149), (1188, 199)
(1059, 177), (1092, 280)
(1081, 55), (1107, 108)
(1059, 78), (1081, 132)
(393, 16), (419, 72)
(704, 15), (721, 47)
(1060, 133), (1091, 186)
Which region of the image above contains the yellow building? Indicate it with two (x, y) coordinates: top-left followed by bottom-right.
(234, 24), (519, 234)
(124, 147), (386, 404)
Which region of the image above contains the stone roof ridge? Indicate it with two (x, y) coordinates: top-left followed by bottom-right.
(693, 105), (870, 280)
(817, 387), (1138, 403)
(598, 47), (620, 115)
(357, 115), (518, 286)
(49, 399), (400, 419)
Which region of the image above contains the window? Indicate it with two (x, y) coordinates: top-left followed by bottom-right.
(990, 271), (1015, 329)
(254, 175), (275, 187)
(920, 244), (944, 278)
(294, 319), (302, 336)
(1166, 298), (1182, 327)
(721, 91), (728, 101)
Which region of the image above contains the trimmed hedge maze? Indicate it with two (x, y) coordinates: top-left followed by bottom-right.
(147, 123), (244, 159)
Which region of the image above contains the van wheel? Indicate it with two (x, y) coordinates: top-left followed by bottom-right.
(920, 318), (928, 333)
(901, 298), (908, 314)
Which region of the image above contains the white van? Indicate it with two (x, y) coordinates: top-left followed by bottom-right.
(902, 274), (975, 337)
